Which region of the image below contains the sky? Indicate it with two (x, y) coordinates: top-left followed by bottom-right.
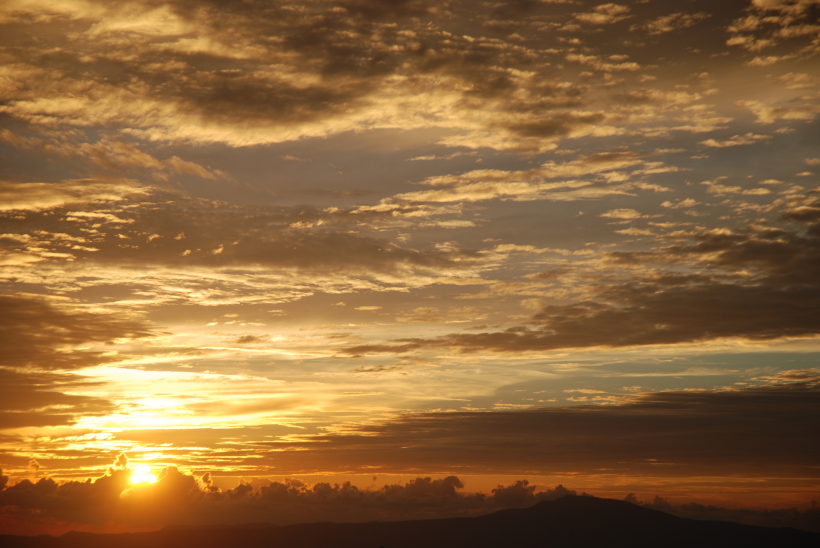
(0, 0), (819, 536)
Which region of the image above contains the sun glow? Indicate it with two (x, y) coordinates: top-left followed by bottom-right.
(130, 464), (157, 484)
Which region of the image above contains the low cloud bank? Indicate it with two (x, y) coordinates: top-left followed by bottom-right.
(625, 494), (820, 534)
(1, 456), (817, 536)
(0, 457), (578, 535)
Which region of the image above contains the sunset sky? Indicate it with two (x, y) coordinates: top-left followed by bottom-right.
(1, 0), (819, 536)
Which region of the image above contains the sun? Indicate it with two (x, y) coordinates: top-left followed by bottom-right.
(130, 464), (157, 484)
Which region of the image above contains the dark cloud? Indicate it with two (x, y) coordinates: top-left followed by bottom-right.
(351, 365), (403, 374)
(176, 74), (372, 127)
(613, 203), (820, 285)
(503, 113), (606, 139)
(490, 480), (576, 508)
(0, 0), (441, 137)
(0, 295), (152, 371)
(0, 369), (110, 415)
(0, 455), (582, 533)
(233, 334), (269, 344)
(344, 203), (820, 354)
(0, 367), (115, 430)
(343, 342), (425, 356)
(0, 412), (76, 430)
(430, 282), (820, 352)
(532, 268), (570, 280)
(245, 380), (820, 477)
(344, 280), (820, 354)
(0, 469), (132, 528)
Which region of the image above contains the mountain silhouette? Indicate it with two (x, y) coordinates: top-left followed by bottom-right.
(2, 495), (817, 548)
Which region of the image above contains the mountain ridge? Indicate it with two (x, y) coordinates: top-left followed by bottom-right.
(2, 495), (817, 547)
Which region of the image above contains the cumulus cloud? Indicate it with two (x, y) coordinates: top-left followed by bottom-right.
(0, 453), (584, 534)
(27, 460), (40, 477)
(491, 480), (576, 507)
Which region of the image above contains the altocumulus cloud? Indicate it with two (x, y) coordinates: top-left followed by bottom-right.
(343, 190), (820, 355)
(5, 0), (813, 150)
(0, 187), (476, 276)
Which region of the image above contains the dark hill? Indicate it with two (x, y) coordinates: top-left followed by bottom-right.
(1, 495), (817, 548)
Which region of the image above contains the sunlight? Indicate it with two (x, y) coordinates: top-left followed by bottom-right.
(130, 464), (156, 484)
